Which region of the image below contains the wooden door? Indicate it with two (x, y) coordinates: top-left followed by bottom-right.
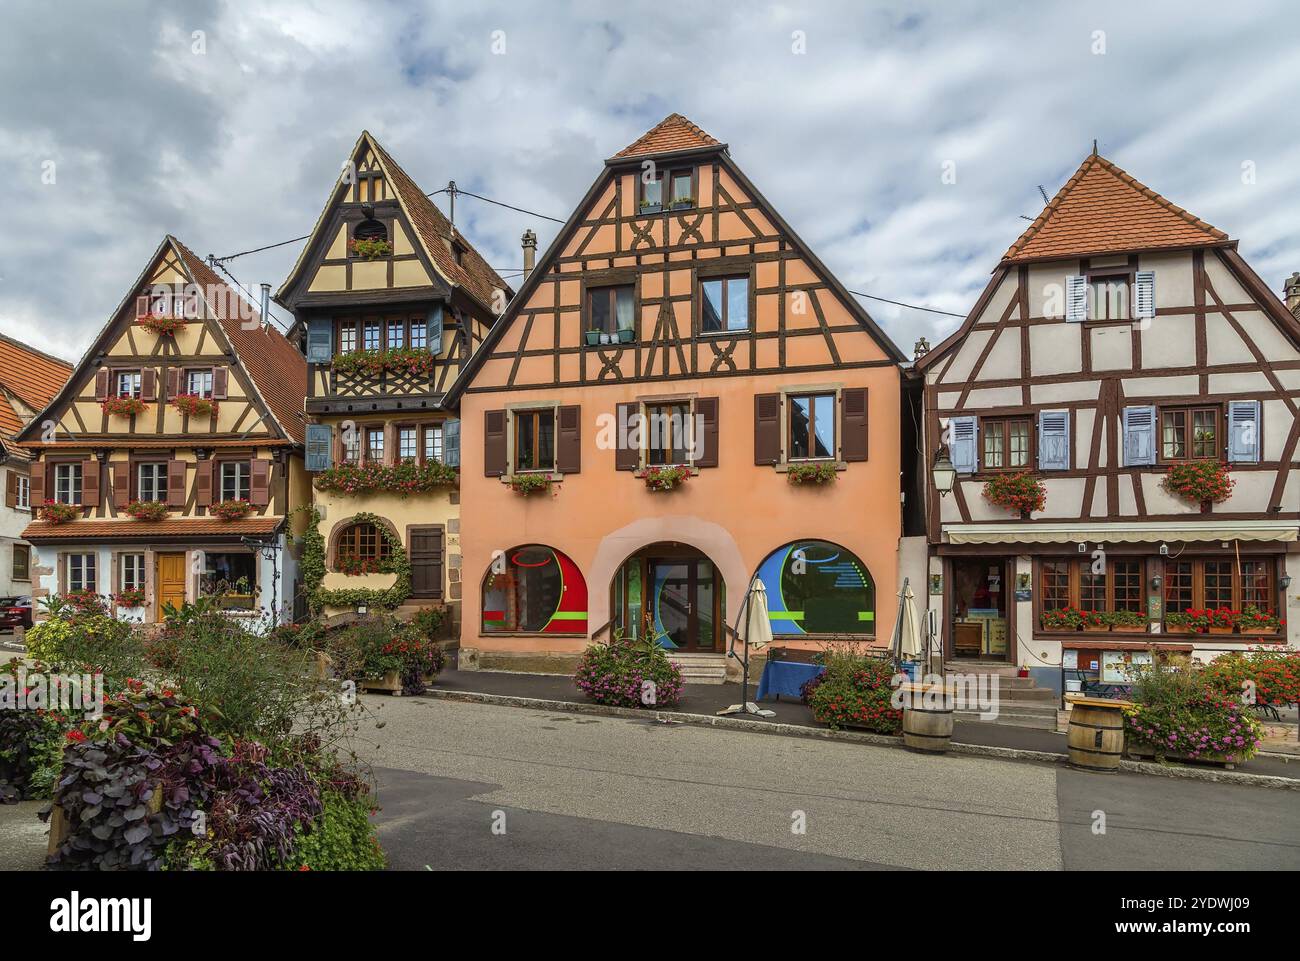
(157, 553), (187, 616)
(408, 526), (444, 598)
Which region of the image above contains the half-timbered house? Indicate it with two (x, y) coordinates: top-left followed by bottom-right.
(447, 114), (908, 678)
(15, 235), (308, 624)
(914, 153), (1300, 693)
(277, 132), (511, 631)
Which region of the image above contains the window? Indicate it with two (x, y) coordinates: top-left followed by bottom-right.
(353, 218), (387, 243)
(646, 403), (692, 466)
(220, 462), (250, 502)
(1088, 273), (1130, 321)
(365, 427), (385, 464)
(423, 424), (444, 465)
(54, 463), (82, 505)
(757, 540), (875, 636)
(481, 545), (588, 634)
(639, 172), (663, 209)
(982, 417), (1032, 471)
(1163, 558), (1273, 616)
(363, 321), (381, 352)
(397, 427), (418, 463)
(12, 545), (29, 581)
(410, 320), (427, 350)
(670, 170), (694, 206)
(200, 552), (256, 609)
(138, 463), (168, 502)
(788, 394), (835, 460)
(116, 371), (141, 398)
(1040, 558), (1146, 616)
(336, 521), (391, 565)
(586, 285), (635, 336)
(68, 553), (96, 593)
(186, 369), (213, 398)
(14, 475), (29, 510)
(1160, 406), (1219, 461)
(700, 276), (749, 333)
(338, 323), (357, 354)
(515, 409), (555, 472)
(120, 554), (145, 593)
(342, 428), (362, 465)
(387, 319), (406, 350)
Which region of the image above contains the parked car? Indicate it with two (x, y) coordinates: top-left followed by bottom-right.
(0, 596), (33, 631)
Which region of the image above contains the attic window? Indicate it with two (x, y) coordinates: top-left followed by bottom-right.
(353, 219), (388, 242)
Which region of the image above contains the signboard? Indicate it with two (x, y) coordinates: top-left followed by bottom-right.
(1102, 650), (1152, 684)
(1062, 650), (1078, 669)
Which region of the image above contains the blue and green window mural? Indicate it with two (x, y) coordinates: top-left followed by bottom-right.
(757, 540), (875, 636)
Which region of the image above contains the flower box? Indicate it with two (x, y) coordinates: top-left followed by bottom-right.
(124, 499), (168, 522)
(584, 330), (602, 346)
(509, 473), (552, 496)
(359, 670), (403, 695)
(616, 328), (635, 344)
(38, 501), (80, 524)
(102, 396), (148, 418)
(210, 499), (253, 520)
(1162, 461), (1234, 507)
(638, 202), (662, 215)
(1111, 625), (1147, 634)
(171, 394), (217, 417)
(113, 589), (146, 608)
(1082, 622), (1109, 632)
(982, 471), (1046, 515)
(1207, 626), (1236, 635)
(138, 315), (186, 336)
(349, 238), (392, 261)
(787, 462), (837, 485)
(332, 347), (435, 379)
(639, 466), (689, 492)
(313, 460), (457, 496)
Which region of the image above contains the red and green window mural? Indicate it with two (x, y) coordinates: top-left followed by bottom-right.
(481, 545), (588, 634)
(757, 540), (875, 636)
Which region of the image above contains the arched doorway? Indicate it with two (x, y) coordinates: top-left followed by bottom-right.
(610, 542), (726, 651)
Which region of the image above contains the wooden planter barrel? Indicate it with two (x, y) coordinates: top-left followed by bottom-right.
(901, 683), (955, 754)
(1066, 697), (1130, 773)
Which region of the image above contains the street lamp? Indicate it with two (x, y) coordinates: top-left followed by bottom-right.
(932, 448), (957, 496)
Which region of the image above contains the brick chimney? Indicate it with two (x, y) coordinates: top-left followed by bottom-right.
(1284, 272), (1300, 318)
(521, 229), (538, 281)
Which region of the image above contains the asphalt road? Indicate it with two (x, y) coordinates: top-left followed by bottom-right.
(354, 696), (1300, 871)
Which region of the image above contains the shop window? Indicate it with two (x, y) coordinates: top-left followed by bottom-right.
(1162, 558), (1274, 616)
(756, 540), (874, 636)
(481, 545), (587, 635)
(1039, 558), (1146, 615)
(200, 552), (256, 610)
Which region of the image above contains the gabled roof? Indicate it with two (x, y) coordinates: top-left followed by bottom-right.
(0, 333), (72, 441)
(610, 113), (723, 161)
(1003, 153), (1229, 263)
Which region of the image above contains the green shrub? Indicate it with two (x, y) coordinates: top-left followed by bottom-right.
(806, 650), (902, 734)
(292, 791), (386, 871)
(574, 632), (684, 708)
(1124, 656), (1265, 762)
(24, 618), (75, 663)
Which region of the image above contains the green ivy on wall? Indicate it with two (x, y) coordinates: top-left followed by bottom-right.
(295, 506), (411, 613)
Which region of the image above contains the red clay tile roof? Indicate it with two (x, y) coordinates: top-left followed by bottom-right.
(172, 238), (307, 445)
(611, 113), (722, 160)
(21, 516), (282, 542)
(1003, 154), (1229, 263)
(0, 333), (72, 440)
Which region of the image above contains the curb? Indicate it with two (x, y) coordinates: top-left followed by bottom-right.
(415, 688), (1300, 790)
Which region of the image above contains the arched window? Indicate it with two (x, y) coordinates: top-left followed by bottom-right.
(756, 540), (875, 636)
(335, 521), (391, 573)
(482, 545), (587, 635)
(353, 218), (388, 242)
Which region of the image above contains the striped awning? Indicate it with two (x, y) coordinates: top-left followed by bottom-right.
(945, 521), (1297, 546)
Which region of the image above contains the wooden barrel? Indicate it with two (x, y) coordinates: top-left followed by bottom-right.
(1067, 700), (1126, 773)
(902, 699), (954, 754)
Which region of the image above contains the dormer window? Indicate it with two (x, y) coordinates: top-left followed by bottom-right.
(353, 218), (387, 242)
(350, 217), (391, 260)
(638, 166), (695, 212)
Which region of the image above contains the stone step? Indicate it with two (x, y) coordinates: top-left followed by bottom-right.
(669, 653), (729, 685)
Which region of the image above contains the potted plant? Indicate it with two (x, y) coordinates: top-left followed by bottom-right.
(1041, 606), (1083, 631)
(509, 473), (552, 496)
(210, 499), (253, 520)
(101, 396), (148, 418)
(670, 195), (694, 210)
(138, 314), (186, 337)
(1238, 605), (1282, 636)
(38, 501), (80, 524)
(640, 466), (690, 492)
(124, 499), (168, 522)
(982, 471), (1047, 518)
(638, 199), (662, 214)
(584, 329), (602, 346)
(171, 393), (217, 417)
(1105, 609), (1149, 633)
(616, 327), (635, 344)
(1164, 609), (1208, 633)
(1162, 461), (1234, 512)
(1206, 608), (1238, 635)
(787, 462), (838, 485)
(1017, 664), (1030, 678)
(348, 237), (392, 261)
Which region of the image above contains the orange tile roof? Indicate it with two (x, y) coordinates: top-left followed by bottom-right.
(0, 333), (72, 440)
(611, 113), (722, 160)
(1003, 154), (1229, 263)
(21, 516), (282, 542)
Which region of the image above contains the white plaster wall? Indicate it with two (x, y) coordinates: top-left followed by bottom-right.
(1028, 324), (1082, 376)
(1138, 315), (1197, 369)
(1089, 326), (1132, 372)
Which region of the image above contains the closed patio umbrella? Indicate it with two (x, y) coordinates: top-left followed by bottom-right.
(717, 575), (776, 717)
(899, 584), (922, 661)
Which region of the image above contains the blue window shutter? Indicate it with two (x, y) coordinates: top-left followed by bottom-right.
(949, 416), (978, 474)
(428, 304), (444, 356)
(1065, 275), (1087, 322)
(1227, 400), (1261, 463)
(443, 418), (460, 467)
(306, 317), (333, 364)
(305, 424), (333, 472)
(1134, 270), (1156, 320)
(1122, 405), (1157, 466)
(1038, 409), (1070, 470)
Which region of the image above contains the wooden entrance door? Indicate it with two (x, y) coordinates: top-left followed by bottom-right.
(156, 552), (187, 616)
(647, 557), (722, 652)
(408, 526), (444, 599)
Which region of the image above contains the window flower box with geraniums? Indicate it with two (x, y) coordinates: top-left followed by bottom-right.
(101, 396), (148, 418)
(787, 462), (837, 486)
(1237, 605), (1283, 636)
(639, 466), (690, 492)
(1041, 606), (1084, 632)
(171, 393), (217, 418)
(1162, 461), (1234, 512)
(61, 590), (107, 617)
(38, 501), (80, 525)
(982, 471), (1046, 518)
(210, 499), (253, 521)
(124, 499), (168, 522)
(509, 473), (552, 497)
(1204, 607), (1238, 635)
(138, 314), (186, 337)
(113, 588), (146, 609)
(1080, 609), (1108, 632)
(1103, 609), (1149, 634)
(331, 348), (435, 380)
(313, 461), (457, 498)
(335, 555), (397, 577)
(1164, 609), (1211, 633)
(348, 237), (392, 261)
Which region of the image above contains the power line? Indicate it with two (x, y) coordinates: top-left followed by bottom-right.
(848, 289), (966, 319)
(452, 187), (566, 224)
(208, 259), (293, 334)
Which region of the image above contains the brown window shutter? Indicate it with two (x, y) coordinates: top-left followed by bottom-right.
(212, 367), (229, 400)
(556, 405), (581, 474)
(30, 463), (45, 507)
(112, 461), (131, 508)
(840, 388), (868, 462)
(615, 403), (640, 471)
(195, 460), (214, 506)
(249, 459), (271, 507)
(136, 294), (150, 319)
(140, 368), (157, 402)
(332, 424), (344, 466)
(484, 410), (507, 477)
(383, 423), (396, 467)
(167, 460), (187, 507)
(94, 367), (109, 402)
(3, 471), (15, 508)
(166, 368), (181, 399)
(695, 397), (719, 468)
(754, 393), (781, 465)
(81, 459), (100, 510)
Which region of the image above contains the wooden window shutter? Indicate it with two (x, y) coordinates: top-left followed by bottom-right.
(212, 367), (229, 400)
(136, 294), (151, 319)
(140, 368), (157, 402)
(112, 461), (131, 508)
(382, 423), (396, 467)
(754, 393), (781, 465)
(166, 368), (182, 399)
(443, 418), (460, 468)
(1121, 406), (1157, 467)
(305, 317), (333, 364)
(1065, 275), (1087, 321)
(305, 424), (333, 472)
(249, 459), (271, 506)
(3, 471), (15, 509)
(484, 410), (507, 477)
(195, 460), (214, 507)
(840, 389), (868, 462)
(615, 403), (640, 471)
(556, 405), (581, 474)
(1037, 410), (1071, 471)
(167, 460), (188, 507)
(428, 304), (445, 356)
(94, 367), (110, 401)
(695, 397), (719, 468)
(1134, 270), (1156, 320)
(948, 416), (978, 474)
(1227, 400), (1261, 463)
(30, 462), (45, 507)
(81, 459), (100, 509)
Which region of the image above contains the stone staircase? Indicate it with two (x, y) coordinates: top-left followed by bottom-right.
(669, 652), (729, 685)
(945, 661), (1060, 730)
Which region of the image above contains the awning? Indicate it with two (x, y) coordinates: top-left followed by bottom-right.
(945, 521), (1297, 546)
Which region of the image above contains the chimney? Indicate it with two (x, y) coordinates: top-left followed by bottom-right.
(521, 229), (538, 281)
(913, 337), (930, 361)
(259, 283), (272, 332)
(1284, 272), (1300, 317)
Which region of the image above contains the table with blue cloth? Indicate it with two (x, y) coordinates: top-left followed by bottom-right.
(755, 660), (824, 701)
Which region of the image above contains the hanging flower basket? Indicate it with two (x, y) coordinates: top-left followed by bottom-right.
(982, 471), (1046, 516)
(101, 396), (148, 418)
(172, 394), (217, 417)
(639, 466), (690, 492)
(124, 499), (169, 522)
(787, 462), (838, 485)
(113, 588), (146, 608)
(210, 499), (253, 520)
(38, 500), (80, 524)
(349, 237), (392, 261)
(509, 473), (552, 496)
(138, 315), (186, 336)
(1162, 461), (1233, 508)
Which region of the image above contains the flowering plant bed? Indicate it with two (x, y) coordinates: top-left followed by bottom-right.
(113, 588), (146, 608)
(172, 393), (217, 417)
(575, 632), (684, 709)
(1041, 606), (1084, 631)
(332, 348), (435, 379)
(982, 471), (1046, 515)
(138, 315), (186, 336)
(1162, 461), (1234, 506)
(1201, 647), (1300, 708)
(38, 500), (80, 524)
(1123, 660), (1264, 764)
(787, 462), (838, 485)
(124, 499), (169, 521)
(101, 395), (148, 418)
(509, 473), (552, 496)
(639, 466), (690, 491)
(348, 237), (392, 261)
(210, 499), (253, 520)
(313, 460), (456, 497)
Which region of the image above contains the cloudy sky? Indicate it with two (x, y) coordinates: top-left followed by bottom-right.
(2, 0), (1297, 363)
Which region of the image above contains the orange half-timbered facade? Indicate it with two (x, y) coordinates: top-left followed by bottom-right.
(449, 114), (907, 678)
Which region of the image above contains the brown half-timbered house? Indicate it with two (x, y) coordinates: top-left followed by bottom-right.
(15, 235), (308, 624)
(914, 153), (1300, 693)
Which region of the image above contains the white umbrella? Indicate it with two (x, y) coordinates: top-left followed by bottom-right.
(898, 584), (922, 661)
(745, 578), (773, 652)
